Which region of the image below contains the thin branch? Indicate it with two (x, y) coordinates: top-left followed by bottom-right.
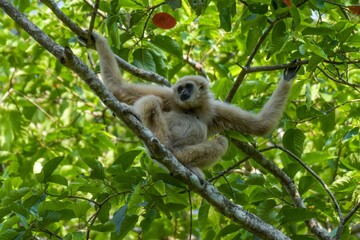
(269, 145), (343, 220)
(209, 156), (250, 182)
(40, 0), (88, 39)
(15, 90), (58, 123)
(335, 202), (360, 240)
(188, 190), (193, 240)
(232, 139), (331, 240)
(0, 2), (292, 239)
(183, 55), (210, 80)
(293, 99), (360, 124)
(317, 66), (360, 91)
(87, 0), (100, 41)
(226, 18), (282, 102)
(86, 191), (130, 240)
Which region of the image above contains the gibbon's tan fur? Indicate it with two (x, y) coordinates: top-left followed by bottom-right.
(92, 32), (298, 177)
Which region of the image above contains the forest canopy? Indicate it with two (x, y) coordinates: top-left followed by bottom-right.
(0, 0), (359, 239)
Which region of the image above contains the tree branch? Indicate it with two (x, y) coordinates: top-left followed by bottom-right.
(0, 1), (292, 239)
(269, 145), (343, 220)
(232, 139), (331, 240)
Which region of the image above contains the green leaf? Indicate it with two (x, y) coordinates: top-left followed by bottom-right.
(2, 187), (30, 205)
(132, 48), (156, 72)
(302, 27), (335, 36)
(248, 3), (268, 14)
(187, 0), (210, 16)
(289, 6), (300, 27)
(346, 34), (360, 47)
(151, 35), (183, 59)
(0, 215), (20, 232)
(282, 129), (305, 157)
(111, 205), (138, 239)
(90, 222), (116, 232)
(111, 215), (138, 239)
(107, 14), (121, 49)
(217, 1), (234, 32)
(42, 156), (64, 181)
(217, 224), (240, 237)
(0, 229), (18, 239)
(305, 84), (311, 110)
(149, 49), (168, 78)
(99, 1), (111, 12)
(280, 207), (317, 224)
(165, 0), (182, 10)
(46, 175), (68, 186)
(82, 157), (105, 180)
(113, 150), (142, 170)
(302, 151), (332, 164)
(112, 205), (127, 234)
(73, 201), (91, 219)
(245, 173), (265, 185)
(343, 127), (359, 142)
(198, 199), (210, 231)
(151, 35), (182, 59)
(340, 153), (360, 171)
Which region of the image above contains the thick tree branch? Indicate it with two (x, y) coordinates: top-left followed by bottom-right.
(0, 1), (291, 239)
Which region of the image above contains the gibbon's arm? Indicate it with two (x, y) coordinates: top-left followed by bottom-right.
(92, 32), (172, 104)
(208, 66), (299, 136)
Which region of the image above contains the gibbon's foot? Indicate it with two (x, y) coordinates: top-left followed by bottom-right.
(133, 95), (163, 121)
(214, 135), (229, 149)
(189, 167), (205, 179)
(283, 59), (301, 81)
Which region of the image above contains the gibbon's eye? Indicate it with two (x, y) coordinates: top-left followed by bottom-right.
(177, 86), (183, 94)
(185, 83), (193, 91)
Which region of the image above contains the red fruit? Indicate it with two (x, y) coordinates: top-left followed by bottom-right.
(348, 5), (360, 15)
(283, 0), (291, 7)
(152, 12), (176, 29)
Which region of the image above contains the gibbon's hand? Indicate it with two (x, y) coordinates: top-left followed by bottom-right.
(283, 60), (301, 81)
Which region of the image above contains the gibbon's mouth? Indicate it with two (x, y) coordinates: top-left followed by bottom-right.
(180, 92), (191, 101)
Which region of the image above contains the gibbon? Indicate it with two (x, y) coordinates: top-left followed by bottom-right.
(92, 32), (300, 178)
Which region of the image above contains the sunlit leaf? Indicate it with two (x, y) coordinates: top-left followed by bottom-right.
(283, 129), (305, 158)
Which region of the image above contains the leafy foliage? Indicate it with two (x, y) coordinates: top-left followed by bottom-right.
(0, 0), (359, 239)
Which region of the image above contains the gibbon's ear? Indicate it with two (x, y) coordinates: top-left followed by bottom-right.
(283, 59), (301, 81)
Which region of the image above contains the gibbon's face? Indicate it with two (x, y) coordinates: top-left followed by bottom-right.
(173, 76), (209, 109)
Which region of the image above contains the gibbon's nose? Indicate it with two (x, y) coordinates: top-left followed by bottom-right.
(180, 90), (191, 101)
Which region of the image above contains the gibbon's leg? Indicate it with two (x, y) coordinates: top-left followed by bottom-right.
(172, 136), (229, 175)
(209, 62), (300, 136)
(133, 95), (170, 143)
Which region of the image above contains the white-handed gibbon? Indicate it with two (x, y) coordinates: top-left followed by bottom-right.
(92, 32), (300, 178)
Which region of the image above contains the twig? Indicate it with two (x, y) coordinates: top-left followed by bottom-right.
(317, 66), (360, 91)
(87, 0), (100, 41)
(209, 156), (250, 182)
(188, 190), (193, 240)
(270, 145), (343, 220)
(232, 139), (331, 240)
(334, 202), (360, 240)
(226, 18), (282, 102)
(183, 55), (210, 80)
(293, 99), (360, 124)
(15, 90), (58, 123)
(86, 191), (131, 240)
